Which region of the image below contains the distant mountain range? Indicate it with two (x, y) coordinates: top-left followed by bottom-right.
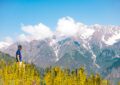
(0, 24), (120, 84)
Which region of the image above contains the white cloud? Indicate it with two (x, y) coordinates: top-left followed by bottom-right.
(56, 16), (79, 36)
(17, 16), (95, 43)
(0, 17), (96, 49)
(17, 34), (28, 42)
(19, 17), (93, 42)
(0, 37), (13, 49)
(56, 16), (95, 39)
(19, 23), (53, 42)
(4, 37), (13, 43)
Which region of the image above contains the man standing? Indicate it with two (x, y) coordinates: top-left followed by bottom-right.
(16, 45), (22, 66)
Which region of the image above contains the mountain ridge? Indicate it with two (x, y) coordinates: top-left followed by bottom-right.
(0, 24), (120, 83)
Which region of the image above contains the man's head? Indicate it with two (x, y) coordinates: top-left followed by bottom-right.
(18, 45), (22, 50)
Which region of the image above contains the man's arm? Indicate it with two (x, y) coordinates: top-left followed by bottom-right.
(17, 55), (20, 62)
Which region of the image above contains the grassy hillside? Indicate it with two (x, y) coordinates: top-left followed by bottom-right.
(0, 52), (120, 85)
(0, 60), (40, 85)
(0, 60), (109, 85)
(0, 52), (40, 85)
(0, 51), (15, 64)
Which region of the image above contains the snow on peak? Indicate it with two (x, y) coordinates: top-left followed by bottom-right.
(102, 30), (120, 45)
(48, 38), (60, 62)
(78, 28), (95, 39)
(49, 39), (56, 47)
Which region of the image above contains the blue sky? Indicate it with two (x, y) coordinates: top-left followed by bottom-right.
(0, 0), (120, 41)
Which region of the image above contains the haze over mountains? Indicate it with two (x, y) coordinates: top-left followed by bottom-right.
(0, 17), (120, 83)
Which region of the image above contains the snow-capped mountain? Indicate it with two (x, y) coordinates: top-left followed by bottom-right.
(0, 24), (120, 81)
